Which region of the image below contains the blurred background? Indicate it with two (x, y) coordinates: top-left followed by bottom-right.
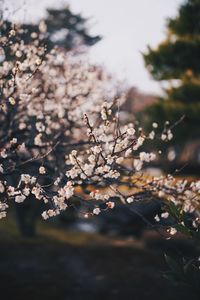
(0, 0), (199, 299)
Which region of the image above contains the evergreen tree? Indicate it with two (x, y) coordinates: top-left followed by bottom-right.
(44, 7), (101, 50)
(1, 6), (101, 55)
(142, 0), (200, 172)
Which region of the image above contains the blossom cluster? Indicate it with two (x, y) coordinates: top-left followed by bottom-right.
(0, 22), (199, 238)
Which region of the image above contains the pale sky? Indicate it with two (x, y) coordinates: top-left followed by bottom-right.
(3, 0), (183, 94)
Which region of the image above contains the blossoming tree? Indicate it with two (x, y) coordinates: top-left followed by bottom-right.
(0, 19), (199, 249)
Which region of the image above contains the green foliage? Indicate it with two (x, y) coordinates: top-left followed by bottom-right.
(141, 100), (200, 144)
(168, 0), (200, 36)
(166, 80), (200, 103)
(164, 200), (200, 295)
(164, 254), (200, 294)
(166, 202), (195, 237)
(43, 7), (101, 50)
(142, 0), (200, 171)
(144, 39), (200, 80)
(167, 202), (182, 222)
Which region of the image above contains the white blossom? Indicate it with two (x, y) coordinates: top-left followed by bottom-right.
(127, 127), (135, 136)
(161, 212), (169, 219)
(168, 227), (177, 236)
(15, 194), (26, 203)
(0, 182), (5, 193)
(39, 166), (46, 174)
(93, 207), (101, 215)
(152, 122), (158, 128)
(127, 197), (134, 203)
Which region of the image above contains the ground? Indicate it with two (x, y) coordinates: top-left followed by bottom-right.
(0, 216), (196, 300)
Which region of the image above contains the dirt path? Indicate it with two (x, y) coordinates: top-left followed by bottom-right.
(0, 235), (195, 300)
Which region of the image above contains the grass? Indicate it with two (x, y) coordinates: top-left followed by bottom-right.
(0, 213), (131, 246)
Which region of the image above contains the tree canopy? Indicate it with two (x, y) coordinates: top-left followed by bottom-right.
(1, 6), (101, 55)
(142, 0), (200, 172)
